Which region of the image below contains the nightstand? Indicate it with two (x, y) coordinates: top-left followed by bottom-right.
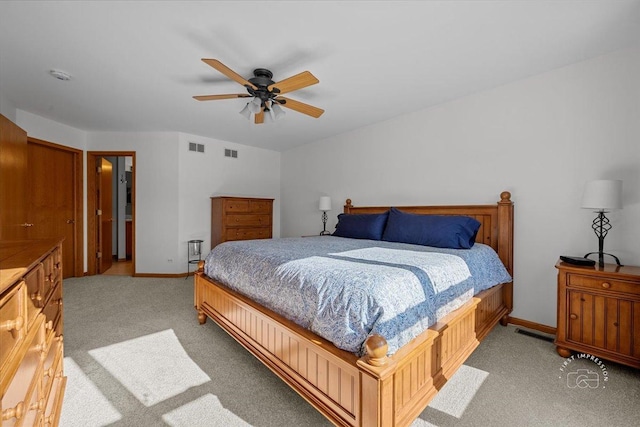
(555, 260), (640, 368)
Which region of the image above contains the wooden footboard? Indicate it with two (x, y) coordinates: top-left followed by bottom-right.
(195, 271), (511, 427)
(195, 192), (514, 427)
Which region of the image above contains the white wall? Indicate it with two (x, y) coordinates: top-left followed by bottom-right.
(281, 47), (640, 328)
(16, 110), (87, 150)
(0, 92), (16, 122)
(87, 131), (281, 275)
(88, 132), (181, 274)
(177, 133), (281, 264)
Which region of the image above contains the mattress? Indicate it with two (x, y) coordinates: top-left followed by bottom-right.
(204, 236), (511, 355)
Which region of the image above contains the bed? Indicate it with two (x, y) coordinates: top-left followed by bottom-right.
(194, 192), (514, 427)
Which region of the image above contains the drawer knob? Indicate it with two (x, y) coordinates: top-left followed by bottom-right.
(46, 320), (53, 330)
(31, 291), (43, 302)
(44, 367), (54, 378)
(0, 316), (24, 334)
(601, 282), (611, 289)
(30, 398), (45, 412)
(2, 401), (24, 421)
(570, 313), (578, 320)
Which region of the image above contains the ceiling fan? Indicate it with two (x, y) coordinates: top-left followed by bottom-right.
(193, 59), (324, 124)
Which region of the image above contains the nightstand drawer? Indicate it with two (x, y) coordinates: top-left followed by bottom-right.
(567, 273), (640, 295)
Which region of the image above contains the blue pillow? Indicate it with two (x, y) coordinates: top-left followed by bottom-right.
(382, 208), (481, 249)
(333, 212), (389, 240)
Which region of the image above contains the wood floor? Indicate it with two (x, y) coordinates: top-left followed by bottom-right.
(103, 259), (132, 276)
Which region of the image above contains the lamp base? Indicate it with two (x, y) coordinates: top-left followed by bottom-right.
(584, 251), (623, 267)
(319, 231), (331, 236)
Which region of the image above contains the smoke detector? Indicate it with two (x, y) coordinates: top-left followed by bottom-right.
(49, 69), (72, 81)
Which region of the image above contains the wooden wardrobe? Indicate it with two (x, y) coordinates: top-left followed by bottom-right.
(0, 115), (83, 278)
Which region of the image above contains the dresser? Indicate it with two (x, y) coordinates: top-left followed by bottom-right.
(210, 197), (274, 248)
(1, 239), (66, 427)
(555, 260), (640, 368)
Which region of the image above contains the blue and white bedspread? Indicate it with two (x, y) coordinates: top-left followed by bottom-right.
(204, 236), (512, 356)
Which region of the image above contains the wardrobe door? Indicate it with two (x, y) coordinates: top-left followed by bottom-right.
(0, 114), (28, 240)
(27, 141), (79, 278)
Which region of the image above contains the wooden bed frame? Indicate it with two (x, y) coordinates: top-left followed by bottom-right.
(194, 191), (514, 427)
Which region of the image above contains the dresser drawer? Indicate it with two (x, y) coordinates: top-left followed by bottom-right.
(21, 381), (44, 427)
(225, 227), (272, 241)
(24, 262), (45, 317)
(0, 281), (28, 369)
(42, 284), (63, 336)
(249, 199), (272, 213)
(42, 333), (63, 397)
(42, 250), (61, 300)
(567, 273), (640, 295)
(43, 368), (66, 427)
(224, 199), (250, 213)
(1, 314), (45, 427)
(226, 214), (271, 227)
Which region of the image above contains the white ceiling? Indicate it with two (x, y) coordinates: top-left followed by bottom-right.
(1, 1), (639, 151)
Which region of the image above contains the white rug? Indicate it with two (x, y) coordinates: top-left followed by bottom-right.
(88, 329), (210, 406)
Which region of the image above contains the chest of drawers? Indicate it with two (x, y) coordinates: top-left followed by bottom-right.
(1, 239), (66, 426)
(555, 260), (640, 368)
(211, 196), (274, 248)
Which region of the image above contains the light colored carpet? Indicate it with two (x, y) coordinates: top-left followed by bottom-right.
(60, 275), (640, 426)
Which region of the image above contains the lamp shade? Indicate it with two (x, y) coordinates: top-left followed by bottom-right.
(581, 180), (623, 210)
(239, 103), (252, 119)
(319, 196), (332, 211)
(248, 97), (262, 114)
(270, 102), (286, 120)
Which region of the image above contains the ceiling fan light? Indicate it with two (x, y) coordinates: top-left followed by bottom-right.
(239, 103), (252, 119)
(248, 97), (262, 114)
(270, 102), (286, 120)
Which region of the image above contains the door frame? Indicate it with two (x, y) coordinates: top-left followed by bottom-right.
(28, 137), (84, 278)
(87, 151), (136, 276)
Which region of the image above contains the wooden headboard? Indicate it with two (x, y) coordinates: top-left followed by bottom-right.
(343, 191), (514, 276)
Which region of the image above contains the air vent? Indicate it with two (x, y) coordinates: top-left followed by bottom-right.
(188, 142), (205, 153)
(224, 148), (238, 158)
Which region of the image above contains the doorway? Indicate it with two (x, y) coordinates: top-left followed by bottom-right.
(87, 151), (136, 276)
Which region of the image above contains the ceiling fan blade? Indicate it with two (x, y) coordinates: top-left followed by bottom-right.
(193, 94), (251, 101)
(201, 59), (257, 90)
(268, 71), (319, 95)
(255, 110), (265, 124)
(276, 97), (324, 118)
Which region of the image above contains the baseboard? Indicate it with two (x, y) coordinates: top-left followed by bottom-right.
(508, 316), (556, 335)
(133, 272), (189, 278)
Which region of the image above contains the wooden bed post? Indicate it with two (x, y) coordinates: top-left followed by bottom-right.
(196, 260), (207, 325)
(497, 191), (514, 325)
(357, 335), (396, 427)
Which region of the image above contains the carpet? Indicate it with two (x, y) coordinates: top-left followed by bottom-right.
(60, 275), (640, 427)
(88, 329), (210, 407)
